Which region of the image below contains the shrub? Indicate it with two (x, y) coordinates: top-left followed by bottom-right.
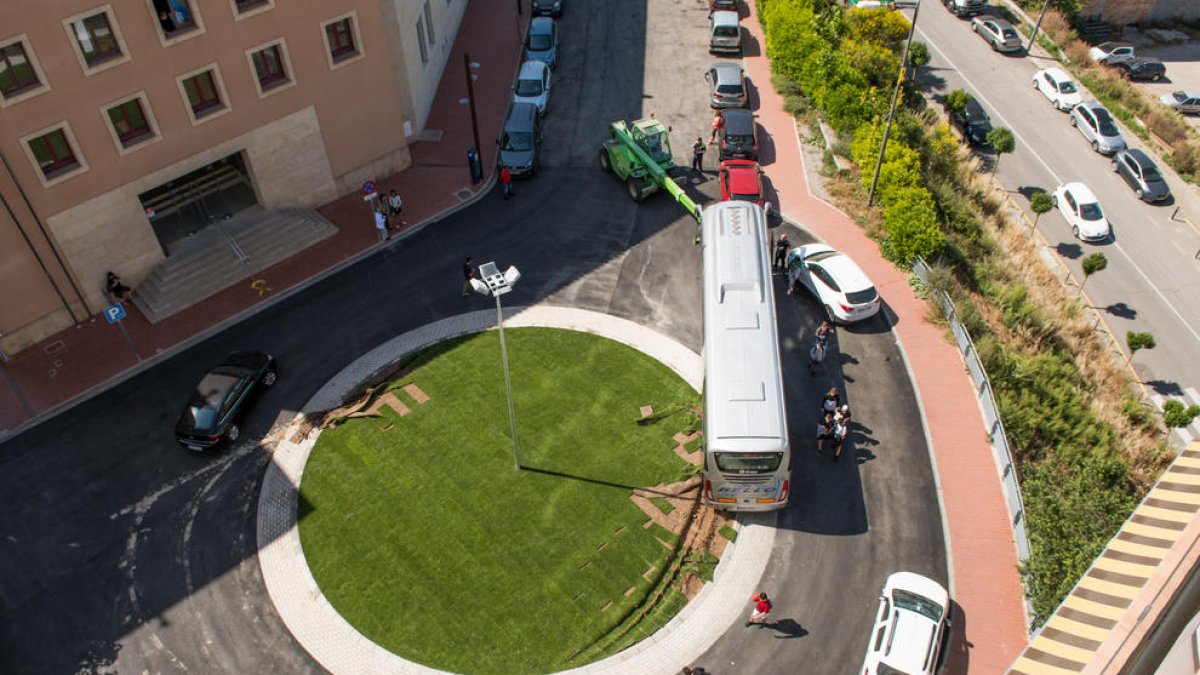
(1062, 39), (1091, 65)
(1142, 107), (1190, 146)
(1163, 400), (1200, 428)
(944, 89), (972, 114)
(881, 186), (945, 265)
(1168, 139), (1200, 179)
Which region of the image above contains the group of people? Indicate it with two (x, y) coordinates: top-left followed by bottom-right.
(816, 385), (852, 461)
(688, 112), (728, 174)
(372, 189), (406, 242)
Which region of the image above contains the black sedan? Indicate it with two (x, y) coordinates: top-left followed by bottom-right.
(175, 351), (277, 450)
(1112, 148), (1171, 202)
(1112, 57), (1166, 82)
(947, 97), (992, 148)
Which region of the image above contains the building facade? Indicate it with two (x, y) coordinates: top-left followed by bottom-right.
(0, 0), (465, 354)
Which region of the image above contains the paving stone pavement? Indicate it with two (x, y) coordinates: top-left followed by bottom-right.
(257, 305), (777, 675)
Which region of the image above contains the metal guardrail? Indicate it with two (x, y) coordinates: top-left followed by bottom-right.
(912, 256), (1031, 562)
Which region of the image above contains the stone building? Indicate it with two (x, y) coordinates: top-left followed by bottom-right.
(0, 0), (465, 353)
(1083, 0), (1200, 23)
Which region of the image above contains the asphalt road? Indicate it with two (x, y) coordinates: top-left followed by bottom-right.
(0, 2), (946, 673)
(912, 3), (1200, 407)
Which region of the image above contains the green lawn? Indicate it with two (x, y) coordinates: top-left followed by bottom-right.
(298, 328), (700, 674)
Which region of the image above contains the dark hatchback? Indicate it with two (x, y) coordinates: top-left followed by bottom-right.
(718, 108), (758, 160)
(1113, 57), (1166, 82)
(531, 0), (562, 17)
(175, 351), (277, 450)
(947, 97), (992, 147)
(1112, 148), (1171, 202)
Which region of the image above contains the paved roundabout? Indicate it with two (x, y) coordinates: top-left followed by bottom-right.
(257, 306), (778, 675)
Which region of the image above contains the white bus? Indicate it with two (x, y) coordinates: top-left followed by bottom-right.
(700, 201), (790, 511)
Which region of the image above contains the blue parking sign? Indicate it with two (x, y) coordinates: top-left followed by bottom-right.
(104, 304), (126, 324)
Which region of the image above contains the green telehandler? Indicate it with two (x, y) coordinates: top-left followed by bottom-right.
(598, 117), (702, 222)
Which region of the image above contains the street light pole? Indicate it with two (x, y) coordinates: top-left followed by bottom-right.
(471, 262), (524, 471)
(1025, 0), (1051, 56)
(867, 0), (921, 207)
(463, 52), (481, 160)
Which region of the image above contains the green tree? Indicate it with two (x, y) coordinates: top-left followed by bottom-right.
(1079, 253), (1107, 292)
(1030, 192), (1054, 228)
(987, 127), (1016, 177)
(1163, 400), (1200, 428)
(943, 89), (972, 115)
(907, 41), (930, 79)
(882, 187), (945, 265)
(1125, 331), (1156, 366)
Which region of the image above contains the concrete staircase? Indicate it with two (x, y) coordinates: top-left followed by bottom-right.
(132, 207), (337, 324)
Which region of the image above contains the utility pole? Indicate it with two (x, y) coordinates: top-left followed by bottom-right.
(463, 52), (481, 159)
(867, 0), (921, 207)
(1026, 0), (1051, 55)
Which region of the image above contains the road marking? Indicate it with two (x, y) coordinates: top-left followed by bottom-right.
(916, 25), (1200, 346)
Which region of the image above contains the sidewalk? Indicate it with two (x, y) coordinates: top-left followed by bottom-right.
(0, 0), (525, 439)
(741, 2), (1029, 673)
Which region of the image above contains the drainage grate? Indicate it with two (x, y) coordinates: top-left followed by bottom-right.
(43, 340), (65, 355)
(455, 188), (474, 201)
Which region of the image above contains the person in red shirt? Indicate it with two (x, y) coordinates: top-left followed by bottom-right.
(709, 111), (724, 144)
(500, 167), (513, 199)
(746, 592), (772, 627)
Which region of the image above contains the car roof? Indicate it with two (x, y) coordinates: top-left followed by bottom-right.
(963, 97), (987, 119)
(724, 163), (759, 193)
(985, 17), (1015, 28)
(1064, 182), (1098, 202)
(801, 244), (874, 292)
(1075, 99), (1104, 112)
(1042, 66), (1071, 80)
(711, 10), (739, 23)
(711, 61), (742, 80)
(722, 107), (754, 132)
(518, 60), (547, 77)
(1126, 56), (1163, 65)
(1177, 90), (1200, 98)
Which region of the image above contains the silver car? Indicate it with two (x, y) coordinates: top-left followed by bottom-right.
(705, 62), (748, 109)
(1070, 100), (1125, 155)
(1160, 90), (1200, 115)
(971, 16), (1022, 52)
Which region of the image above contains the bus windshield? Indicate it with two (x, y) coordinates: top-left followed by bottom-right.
(714, 452), (783, 473)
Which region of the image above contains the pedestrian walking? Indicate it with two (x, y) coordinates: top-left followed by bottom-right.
(500, 167), (513, 200)
(745, 592), (772, 627)
(816, 412), (835, 455)
(814, 320), (832, 346)
(820, 387), (840, 417)
(461, 257), (476, 296)
(387, 189), (404, 229)
(773, 234), (789, 274)
(374, 208), (389, 242)
(832, 416), (849, 461)
(106, 272), (132, 303)
(709, 111), (723, 144)
(807, 339), (826, 375)
(692, 137), (706, 173)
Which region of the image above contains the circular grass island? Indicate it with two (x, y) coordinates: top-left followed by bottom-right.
(298, 328), (729, 675)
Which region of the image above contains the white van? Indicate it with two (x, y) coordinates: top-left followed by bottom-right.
(512, 60), (552, 116)
(861, 572), (950, 675)
(709, 11), (741, 55)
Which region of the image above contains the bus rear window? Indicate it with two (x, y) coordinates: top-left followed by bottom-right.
(715, 452), (783, 473)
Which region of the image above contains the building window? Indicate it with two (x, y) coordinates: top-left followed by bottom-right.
(0, 41), (40, 98)
(234, 0), (271, 13)
(416, 18), (428, 65)
(250, 42), (291, 93)
(27, 129), (80, 179)
(325, 18), (357, 62)
(70, 11), (122, 67)
(182, 70), (222, 117)
(106, 98), (153, 146)
(150, 0), (201, 40)
(424, 1), (436, 46)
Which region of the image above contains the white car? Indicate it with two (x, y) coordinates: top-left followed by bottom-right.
(861, 572), (951, 675)
(786, 244), (881, 324)
(512, 60), (552, 115)
(1033, 67), (1082, 111)
(1053, 182), (1110, 242)
(1159, 90), (1200, 116)
(1070, 100), (1125, 155)
(1088, 41), (1135, 65)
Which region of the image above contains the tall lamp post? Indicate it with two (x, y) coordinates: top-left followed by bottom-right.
(470, 261), (523, 470)
(867, 0), (922, 207)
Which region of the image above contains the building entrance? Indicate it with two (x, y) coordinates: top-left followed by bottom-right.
(138, 153), (257, 255)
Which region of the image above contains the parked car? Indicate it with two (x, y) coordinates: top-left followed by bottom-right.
(531, 0), (563, 17)
(1160, 90), (1200, 115)
(705, 61), (748, 109)
(860, 572), (951, 675)
(709, 10), (741, 55)
(1088, 41), (1135, 65)
(1112, 148), (1171, 202)
(945, 96), (992, 147)
(512, 60), (552, 116)
(970, 16), (1022, 52)
(1070, 100), (1125, 155)
(786, 244), (881, 324)
(1033, 67), (1082, 111)
(175, 351), (277, 450)
(718, 159), (764, 206)
(524, 17), (559, 69)
(709, 0), (738, 12)
(1053, 182), (1110, 242)
(717, 107), (758, 160)
(498, 102), (542, 177)
(1112, 57), (1166, 82)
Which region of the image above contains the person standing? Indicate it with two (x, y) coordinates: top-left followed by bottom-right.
(816, 412), (835, 455)
(709, 111), (724, 144)
(773, 233), (789, 274)
(387, 189), (404, 229)
(821, 387), (840, 417)
(746, 592), (772, 627)
(461, 257), (476, 296)
(374, 207), (388, 242)
(500, 167), (513, 200)
(807, 339), (826, 375)
(832, 416), (849, 461)
(692, 137), (706, 173)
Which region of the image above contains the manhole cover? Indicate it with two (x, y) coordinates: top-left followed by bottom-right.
(455, 188), (473, 201)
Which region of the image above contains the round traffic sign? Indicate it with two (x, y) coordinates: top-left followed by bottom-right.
(362, 180), (376, 195)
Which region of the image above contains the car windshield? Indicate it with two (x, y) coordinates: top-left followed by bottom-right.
(515, 79), (543, 96)
(1172, 91), (1188, 102)
(714, 452), (783, 473)
(846, 288), (878, 305)
(892, 589), (945, 622)
(732, 192), (759, 202)
(528, 34), (551, 50)
(713, 26), (738, 37)
(1142, 165), (1162, 182)
(1003, 28), (1018, 39)
(1059, 80), (1077, 93)
(501, 131), (534, 151)
(1079, 202), (1104, 221)
(1093, 109), (1119, 135)
(185, 372), (240, 429)
(727, 133), (754, 144)
(716, 83), (743, 94)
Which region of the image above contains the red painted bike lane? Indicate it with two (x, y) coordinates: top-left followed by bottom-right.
(742, 2), (1028, 672)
